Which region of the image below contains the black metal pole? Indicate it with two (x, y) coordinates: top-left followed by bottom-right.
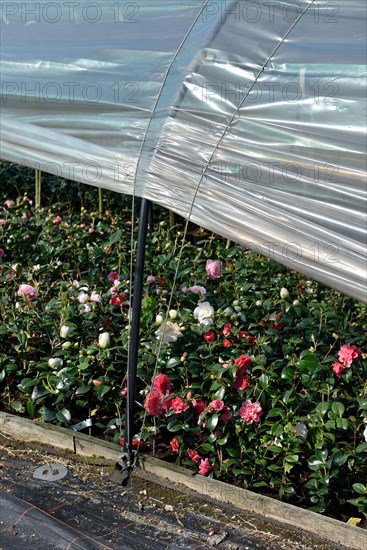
(119, 198), (150, 483)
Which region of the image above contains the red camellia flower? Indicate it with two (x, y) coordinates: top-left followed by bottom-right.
(198, 458), (212, 476)
(222, 323), (232, 336)
(162, 396), (174, 411)
(171, 397), (189, 414)
(170, 437), (180, 453)
(144, 391), (164, 416)
(238, 330), (256, 344)
(234, 355), (252, 369)
(110, 295), (127, 307)
(119, 437), (144, 450)
(204, 331), (216, 342)
(153, 373), (172, 396)
(53, 216), (62, 225)
(188, 449), (202, 463)
(222, 338), (232, 348)
(332, 361), (345, 378)
(233, 373), (250, 391)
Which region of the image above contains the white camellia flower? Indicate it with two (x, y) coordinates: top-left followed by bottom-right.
(90, 291), (102, 303)
(293, 299), (300, 306)
(60, 325), (72, 339)
(194, 302), (214, 325)
(280, 287), (290, 299)
(62, 341), (72, 350)
(255, 300), (262, 307)
(169, 309), (178, 319)
(98, 332), (110, 349)
(363, 419), (367, 442)
(48, 358), (63, 369)
(155, 321), (183, 343)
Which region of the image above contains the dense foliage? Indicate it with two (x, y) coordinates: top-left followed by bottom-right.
(0, 180), (366, 522)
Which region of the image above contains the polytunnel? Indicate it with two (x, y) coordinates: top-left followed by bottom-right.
(0, 0), (366, 301)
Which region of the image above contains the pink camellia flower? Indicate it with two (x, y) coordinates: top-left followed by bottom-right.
(234, 355), (252, 370)
(0, 247), (4, 258)
(78, 292), (89, 304)
(205, 259), (221, 279)
(207, 400), (225, 412)
(233, 373), (251, 391)
(84, 304), (92, 313)
(0, 219), (6, 226)
(189, 285), (207, 299)
(198, 458), (212, 476)
(338, 343), (361, 368)
(162, 396), (174, 411)
(170, 438), (180, 453)
(144, 391), (164, 416)
(53, 216), (62, 225)
(238, 400), (263, 424)
(17, 284), (38, 301)
(4, 200), (14, 207)
(147, 275), (155, 283)
(107, 271), (120, 282)
(153, 373), (172, 396)
(171, 397), (189, 414)
(332, 361), (345, 378)
(88, 227), (95, 233)
(90, 291), (102, 303)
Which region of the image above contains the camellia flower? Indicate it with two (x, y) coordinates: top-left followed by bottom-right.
(119, 437), (144, 451)
(18, 284), (38, 301)
(171, 397), (188, 414)
(4, 199), (14, 207)
(234, 355), (252, 370)
(169, 309), (178, 319)
(238, 400), (263, 424)
(78, 292), (89, 304)
(222, 323), (232, 336)
(338, 343), (361, 368)
(107, 271), (120, 282)
(170, 438), (180, 453)
(153, 373), (172, 396)
(53, 216), (62, 225)
(155, 321), (183, 344)
(233, 373), (250, 391)
(147, 275), (155, 283)
(60, 325), (73, 339)
(332, 361), (345, 378)
(222, 338), (231, 348)
(98, 332), (110, 349)
(203, 331), (216, 342)
(90, 291), (102, 303)
(207, 400), (225, 412)
(198, 458), (212, 476)
(194, 301), (214, 325)
(238, 330), (256, 344)
(188, 285), (207, 299)
(188, 449), (202, 463)
(144, 391), (164, 416)
(205, 259), (221, 279)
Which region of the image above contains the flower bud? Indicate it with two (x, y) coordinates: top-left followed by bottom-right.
(255, 300), (262, 307)
(292, 299), (300, 306)
(280, 287), (289, 300)
(60, 325), (72, 339)
(48, 358), (63, 369)
(169, 309), (178, 319)
(62, 341), (72, 350)
(156, 314), (164, 324)
(98, 332), (110, 349)
(222, 307), (233, 317)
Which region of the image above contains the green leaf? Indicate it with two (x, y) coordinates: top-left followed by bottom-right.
(27, 399), (35, 418)
(56, 408), (71, 424)
(11, 400), (24, 412)
(75, 385), (90, 395)
(167, 420), (183, 432)
(217, 436), (228, 445)
(206, 414), (219, 432)
(331, 402), (345, 417)
(95, 384), (111, 399)
(266, 408), (284, 418)
(284, 454), (299, 464)
(214, 386), (225, 400)
(352, 483), (366, 495)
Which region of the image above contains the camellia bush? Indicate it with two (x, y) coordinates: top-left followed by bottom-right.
(0, 189), (366, 523)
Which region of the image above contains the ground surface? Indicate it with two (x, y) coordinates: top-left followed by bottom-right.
(0, 435), (345, 550)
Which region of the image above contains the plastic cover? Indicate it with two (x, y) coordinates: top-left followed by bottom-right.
(0, 1), (366, 301)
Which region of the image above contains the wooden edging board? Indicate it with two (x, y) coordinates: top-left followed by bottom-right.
(0, 411), (366, 550)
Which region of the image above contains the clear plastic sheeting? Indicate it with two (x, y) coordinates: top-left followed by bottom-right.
(0, 1), (366, 301)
